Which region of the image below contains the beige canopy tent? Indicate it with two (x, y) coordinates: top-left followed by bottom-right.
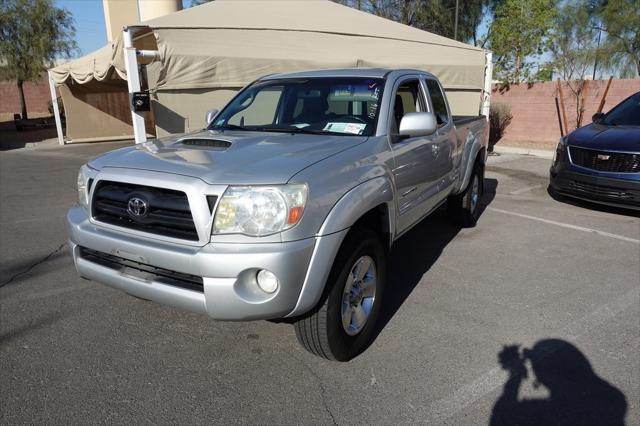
(50, 0), (491, 142)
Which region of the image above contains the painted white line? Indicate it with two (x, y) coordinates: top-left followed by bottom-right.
(508, 184), (544, 195)
(420, 285), (640, 423)
(489, 207), (640, 244)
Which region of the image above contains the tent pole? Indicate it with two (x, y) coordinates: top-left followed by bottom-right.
(123, 27), (147, 144)
(48, 71), (64, 145)
(482, 51), (493, 120)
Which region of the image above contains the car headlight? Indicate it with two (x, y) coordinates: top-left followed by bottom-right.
(77, 164), (97, 209)
(213, 184), (308, 236)
(552, 137), (566, 166)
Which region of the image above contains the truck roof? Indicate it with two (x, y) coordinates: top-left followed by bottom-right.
(261, 68), (435, 80)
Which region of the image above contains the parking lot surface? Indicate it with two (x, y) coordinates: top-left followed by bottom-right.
(1, 142), (638, 424)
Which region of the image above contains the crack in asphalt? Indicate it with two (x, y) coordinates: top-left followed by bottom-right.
(294, 354), (338, 425)
(0, 243), (66, 288)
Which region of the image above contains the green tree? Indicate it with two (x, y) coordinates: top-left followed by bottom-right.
(550, 0), (599, 81)
(0, 0), (77, 119)
(488, 0), (556, 83)
(595, 0), (639, 77)
(336, 0), (493, 44)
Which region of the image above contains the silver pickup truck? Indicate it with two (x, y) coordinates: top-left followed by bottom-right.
(68, 69), (488, 361)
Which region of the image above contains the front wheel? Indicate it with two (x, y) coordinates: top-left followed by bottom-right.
(293, 227), (386, 361)
(448, 162), (483, 227)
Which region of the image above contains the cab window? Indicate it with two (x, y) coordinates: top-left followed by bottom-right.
(391, 80), (425, 134)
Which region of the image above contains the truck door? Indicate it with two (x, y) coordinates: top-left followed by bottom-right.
(423, 77), (456, 203)
(390, 77), (441, 234)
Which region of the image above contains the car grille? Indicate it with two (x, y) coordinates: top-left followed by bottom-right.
(79, 247), (204, 292)
(569, 146), (640, 173)
(92, 180), (201, 241)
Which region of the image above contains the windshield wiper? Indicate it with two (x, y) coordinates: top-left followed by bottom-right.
(256, 127), (342, 135)
(209, 124), (252, 131)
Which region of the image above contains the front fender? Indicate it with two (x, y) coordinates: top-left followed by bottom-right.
(286, 177), (395, 317)
(317, 177), (394, 237)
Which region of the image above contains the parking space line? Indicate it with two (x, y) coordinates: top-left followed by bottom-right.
(489, 207), (640, 244)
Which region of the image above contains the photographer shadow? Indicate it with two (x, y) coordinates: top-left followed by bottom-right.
(491, 339), (627, 426)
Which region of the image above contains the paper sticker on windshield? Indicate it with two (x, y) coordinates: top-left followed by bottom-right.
(323, 122), (366, 135)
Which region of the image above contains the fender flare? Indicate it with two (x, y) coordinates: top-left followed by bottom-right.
(317, 176), (395, 237)
(459, 142), (486, 194)
(286, 177), (395, 317)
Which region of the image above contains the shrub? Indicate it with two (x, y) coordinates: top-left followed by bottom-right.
(47, 97), (65, 117)
(489, 103), (513, 150)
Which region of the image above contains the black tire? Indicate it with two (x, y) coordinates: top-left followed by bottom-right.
(448, 161), (484, 227)
(293, 227), (386, 361)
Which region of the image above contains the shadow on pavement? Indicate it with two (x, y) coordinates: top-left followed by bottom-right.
(490, 339), (627, 426)
(373, 177), (498, 340)
(0, 120), (59, 151)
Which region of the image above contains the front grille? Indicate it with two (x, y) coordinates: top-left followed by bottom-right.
(79, 247), (204, 292)
(92, 181), (201, 241)
(569, 146), (640, 173)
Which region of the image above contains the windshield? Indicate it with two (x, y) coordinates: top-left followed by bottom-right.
(209, 77), (385, 136)
(602, 92), (640, 126)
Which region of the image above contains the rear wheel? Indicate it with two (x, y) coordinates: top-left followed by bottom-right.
(294, 227), (385, 361)
(448, 161), (483, 227)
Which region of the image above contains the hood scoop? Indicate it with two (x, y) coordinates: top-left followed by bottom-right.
(179, 138), (232, 150)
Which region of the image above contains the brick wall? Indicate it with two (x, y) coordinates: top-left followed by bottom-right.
(0, 75), (54, 121)
(491, 79), (640, 143)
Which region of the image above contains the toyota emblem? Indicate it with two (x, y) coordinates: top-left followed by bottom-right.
(127, 197), (149, 218)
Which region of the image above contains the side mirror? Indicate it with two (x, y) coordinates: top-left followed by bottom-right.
(206, 109), (219, 126)
(399, 112), (438, 138)
(592, 112), (605, 123)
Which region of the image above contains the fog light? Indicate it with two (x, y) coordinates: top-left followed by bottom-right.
(256, 269), (279, 294)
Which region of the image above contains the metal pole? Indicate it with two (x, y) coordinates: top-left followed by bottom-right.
(123, 27), (147, 144)
(454, 0), (459, 41)
(482, 51), (493, 119)
(47, 71), (64, 145)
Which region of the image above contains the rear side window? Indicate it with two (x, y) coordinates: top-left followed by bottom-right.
(426, 79), (449, 126)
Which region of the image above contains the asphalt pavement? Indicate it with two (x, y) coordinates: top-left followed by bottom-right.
(1, 142), (638, 424)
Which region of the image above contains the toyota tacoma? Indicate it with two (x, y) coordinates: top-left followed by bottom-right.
(68, 69), (488, 361)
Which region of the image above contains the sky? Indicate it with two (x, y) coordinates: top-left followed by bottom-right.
(54, 0), (188, 56)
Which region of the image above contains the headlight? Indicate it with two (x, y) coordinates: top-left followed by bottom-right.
(552, 137), (566, 166)
(213, 184), (308, 236)
(77, 164), (96, 209)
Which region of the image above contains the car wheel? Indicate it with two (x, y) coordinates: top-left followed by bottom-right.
(293, 227), (386, 361)
(448, 161), (483, 227)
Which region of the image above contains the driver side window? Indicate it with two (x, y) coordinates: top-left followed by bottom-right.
(391, 80), (425, 134)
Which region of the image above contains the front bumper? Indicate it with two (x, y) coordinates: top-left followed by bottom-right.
(67, 205), (346, 320)
(550, 165), (640, 210)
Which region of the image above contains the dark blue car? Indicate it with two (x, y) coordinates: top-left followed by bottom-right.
(550, 91), (640, 210)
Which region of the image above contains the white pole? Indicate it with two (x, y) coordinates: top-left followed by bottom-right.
(482, 51), (493, 120)
(48, 71), (64, 145)
(123, 27), (147, 144)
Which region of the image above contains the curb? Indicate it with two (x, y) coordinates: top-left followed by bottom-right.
(493, 145), (554, 160)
